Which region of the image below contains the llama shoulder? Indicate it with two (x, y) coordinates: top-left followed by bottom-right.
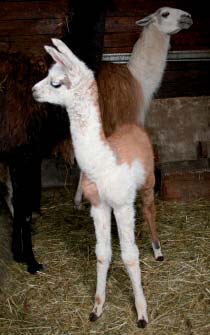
(107, 124), (154, 172)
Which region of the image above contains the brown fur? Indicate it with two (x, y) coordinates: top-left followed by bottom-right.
(97, 63), (144, 137)
(0, 54), (46, 152)
(0, 53), (73, 163)
(107, 124), (154, 174)
(82, 176), (100, 207)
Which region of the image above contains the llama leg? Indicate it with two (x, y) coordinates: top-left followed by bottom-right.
(30, 157), (42, 217)
(74, 171), (83, 209)
(89, 204), (112, 321)
(114, 205), (148, 328)
(5, 169), (14, 217)
(141, 175), (163, 261)
(9, 149), (43, 274)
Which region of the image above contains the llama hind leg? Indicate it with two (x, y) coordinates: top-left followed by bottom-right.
(89, 204), (112, 321)
(74, 171), (83, 209)
(141, 175), (163, 261)
(114, 205), (148, 328)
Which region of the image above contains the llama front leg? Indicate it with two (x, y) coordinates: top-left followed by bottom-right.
(89, 204), (112, 321)
(141, 176), (163, 261)
(114, 205), (148, 328)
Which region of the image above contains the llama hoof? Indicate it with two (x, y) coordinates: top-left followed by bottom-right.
(152, 241), (163, 261)
(12, 248), (26, 264)
(27, 262), (44, 274)
(89, 312), (99, 322)
(137, 318), (148, 328)
(74, 202), (83, 210)
(13, 253), (25, 263)
(32, 211), (41, 220)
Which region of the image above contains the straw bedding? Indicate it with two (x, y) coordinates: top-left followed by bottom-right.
(0, 186), (209, 335)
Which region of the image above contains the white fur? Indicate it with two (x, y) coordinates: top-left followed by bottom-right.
(32, 38), (163, 327)
(128, 7), (192, 125)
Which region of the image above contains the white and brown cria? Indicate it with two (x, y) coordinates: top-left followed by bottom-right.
(32, 39), (164, 328)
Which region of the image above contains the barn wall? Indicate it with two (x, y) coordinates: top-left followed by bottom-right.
(147, 96), (210, 163)
(0, 0), (209, 199)
(0, 0), (68, 56)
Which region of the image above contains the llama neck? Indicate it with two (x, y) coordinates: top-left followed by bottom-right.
(67, 84), (116, 181)
(128, 24), (170, 120)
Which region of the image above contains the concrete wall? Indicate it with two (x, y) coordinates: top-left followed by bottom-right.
(146, 96), (210, 163)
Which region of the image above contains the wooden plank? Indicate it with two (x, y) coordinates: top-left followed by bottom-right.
(159, 159), (210, 201)
(103, 29), (210, 53)
(0, 19), (64, 36)
(157, 61), (210, 98)
(0, 35), (60, 55)
(105, 16), (140, 33)
(0, 1), (68, 20)
(104, 32), (137, 51)
(107, 0), (209, 18)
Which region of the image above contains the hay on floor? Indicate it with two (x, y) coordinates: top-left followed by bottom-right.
(0, 186), (209, 335)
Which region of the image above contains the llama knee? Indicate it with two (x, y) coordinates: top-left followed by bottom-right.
(95, 243), (112, 265)
(121, 244), (139, 267)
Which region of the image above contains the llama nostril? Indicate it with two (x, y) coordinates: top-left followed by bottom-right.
(181, 13), (191, 19)
(179, 14), (193, 27)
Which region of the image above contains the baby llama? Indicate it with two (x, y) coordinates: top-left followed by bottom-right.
(32, 39), (163, 327)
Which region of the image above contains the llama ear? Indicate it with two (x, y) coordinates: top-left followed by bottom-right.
(51, 38), (84, 68)
(136, 14), (154, 26)
(44, 45), (69, 68)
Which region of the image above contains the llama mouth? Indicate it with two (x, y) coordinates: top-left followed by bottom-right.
(179, 18), (193, 29)
(32, 93), (42, 102)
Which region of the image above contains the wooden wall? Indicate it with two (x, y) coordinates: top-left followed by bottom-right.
(0, 0), (68, 56)
(0, 0), (209, 98)
(0, 0), (209, 199)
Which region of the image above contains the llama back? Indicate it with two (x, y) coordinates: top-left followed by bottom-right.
(98, 63), (144, 137)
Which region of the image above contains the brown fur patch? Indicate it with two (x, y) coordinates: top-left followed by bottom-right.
(95, 295), (102, 305)
(52, 138), (74, 165)
(0, 53), (47, 152)
(97, 63), (144, 137)
(82, 175), (100, 207)
(107, 124), (154, 172)
(61, 75), (71, 89)
(0, 53), (74, 163)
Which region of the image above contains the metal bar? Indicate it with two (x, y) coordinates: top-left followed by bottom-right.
(102, 50), (210, 63)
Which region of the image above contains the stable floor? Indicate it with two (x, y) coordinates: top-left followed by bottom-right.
(0, 187), (209, 335)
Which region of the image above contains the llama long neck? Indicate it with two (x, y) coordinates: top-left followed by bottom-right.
(128, 24), (170, 124)
(67, 82), (116, 181)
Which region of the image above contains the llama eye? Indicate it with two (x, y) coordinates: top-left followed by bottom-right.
(162, 12), (170, 18)
(50, 81), (62, 88)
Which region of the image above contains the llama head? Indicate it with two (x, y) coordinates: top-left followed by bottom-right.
(136, 7), (192, 35)
(32, 39), (94, 107)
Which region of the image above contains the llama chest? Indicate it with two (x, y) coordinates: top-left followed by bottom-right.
(83, 160), (146, 208)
